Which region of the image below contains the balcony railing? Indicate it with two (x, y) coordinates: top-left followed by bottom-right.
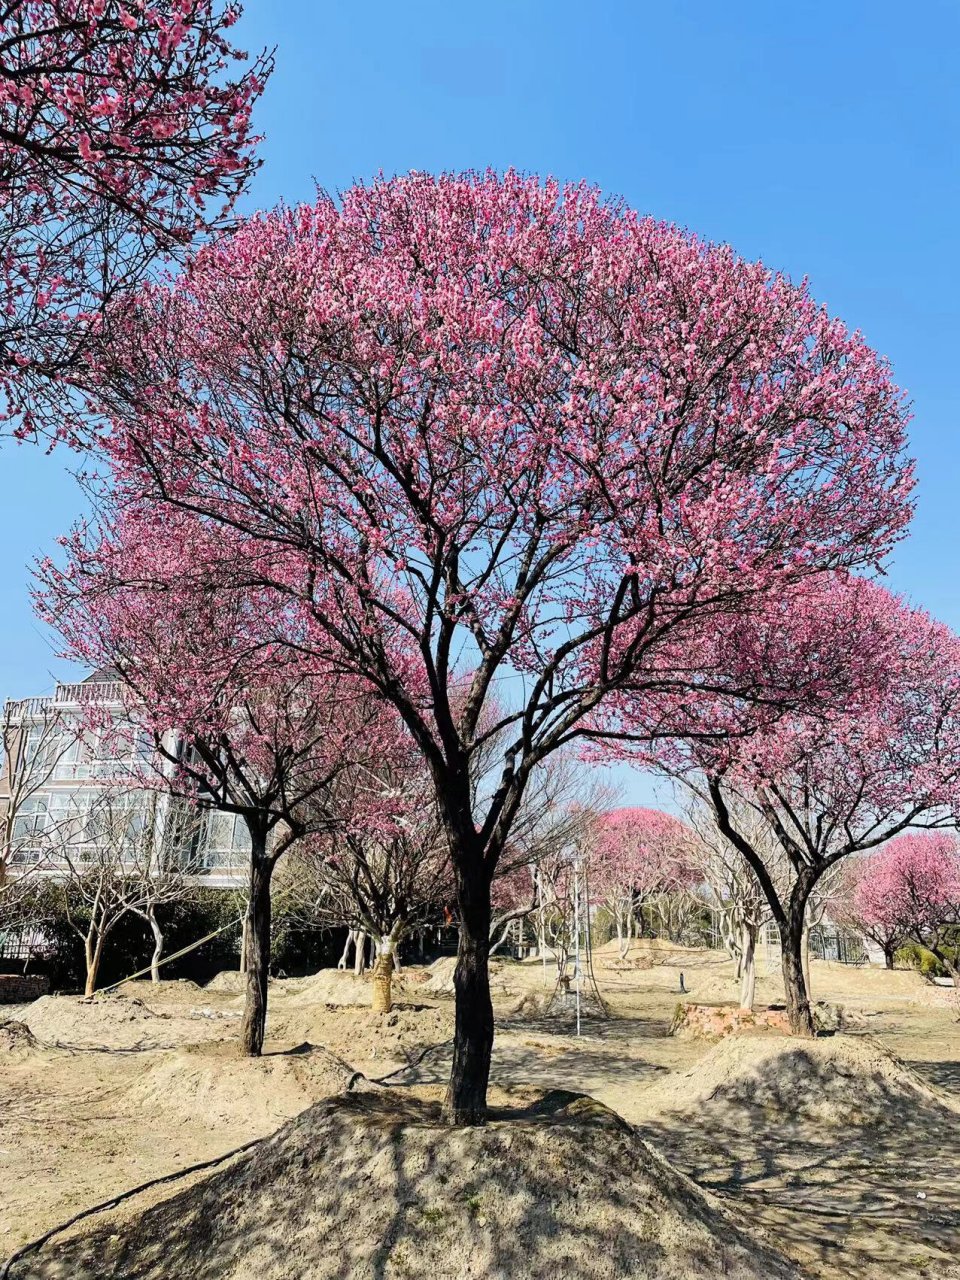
(4, 681), (126, 723)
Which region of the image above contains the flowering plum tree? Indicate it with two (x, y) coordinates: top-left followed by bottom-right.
(76, 172), (912, 1120)
(852, 834), (960, 982)
(589, 807), (697, 955)
(0, 0), (270, 432)
(37, 504), (399, 1053)
(281, 745), (453, 1014)
(652, 575), (960, 1035)
(837, 860), (905, 969)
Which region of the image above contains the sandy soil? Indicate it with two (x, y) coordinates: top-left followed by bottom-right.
(9, 1090), (801, 1280)
(1, 944), (958, 1279)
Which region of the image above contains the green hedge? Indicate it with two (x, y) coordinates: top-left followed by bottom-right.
(895, 940), (959, 979)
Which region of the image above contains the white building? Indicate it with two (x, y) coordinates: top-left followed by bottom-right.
(0, 671), (248, 887)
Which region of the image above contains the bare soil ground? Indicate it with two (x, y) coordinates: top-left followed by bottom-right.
(1, 943), (957, 1279)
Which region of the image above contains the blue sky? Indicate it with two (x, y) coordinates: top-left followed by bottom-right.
(1, 0), (957, 804)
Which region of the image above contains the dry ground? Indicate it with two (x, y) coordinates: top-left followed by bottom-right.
(1, 943), (958, 1279)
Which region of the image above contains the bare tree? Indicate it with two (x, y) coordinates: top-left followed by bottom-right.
(683, 782), (847, 1013)
(685, 792), (784, 1010)
(125, 797), (208, 982)
(43, 787), (203, 995)
(0, 699), (82, 933)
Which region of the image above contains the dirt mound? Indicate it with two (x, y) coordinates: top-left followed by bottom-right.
(19, 993), (232, 1051)
(115, 978), (203, 1002)
(281, 968), (373, 1007)
(15, 1090), (800, 1280)
(204, 971), (249, 994)
(640, 1032), (959, 1129)
(0, 1019), (38, 1052)
(421, 955), (517, 997)
(420, 954), (458, 994)
(271, 1002), (450, 1074)
(122, 1041), (357, 1130)
(508, 991), (552, 1017)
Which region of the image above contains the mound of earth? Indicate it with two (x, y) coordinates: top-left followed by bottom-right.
(19, 993), (231, 1051)
(639, 1031), (958, 1129)
(0, 1019), (38, 1052)
(204, 971), (253, 994)
(14, 1090), (800, 1280)
(271, 1002), (450, 1073)
(421, 955), (517, 997)
(115, 978), (203, 1002)
(280, 968), (374, 1007)
(122, 1041), (357, 1130)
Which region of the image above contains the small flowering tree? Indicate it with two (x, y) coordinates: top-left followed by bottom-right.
(651, 575), (960, 1035)
(589, 807), (698, 956)
(852, 834), (960, 983)
(837, 860), (906, 970)
(74, 172), (913, 1120)
(282, 751), (452, 1013)
(37, 505), (400, 1053)
(0, 0), (270, 432)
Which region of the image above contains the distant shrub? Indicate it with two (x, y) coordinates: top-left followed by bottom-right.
(895, 940), (958, 979)
(590, 908), (616, 947)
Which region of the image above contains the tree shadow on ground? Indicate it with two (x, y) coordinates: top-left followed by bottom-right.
(386, 1020), (672, 1099)
(8, 1089), (799, 1280)
(641, 1051), (960, 1277)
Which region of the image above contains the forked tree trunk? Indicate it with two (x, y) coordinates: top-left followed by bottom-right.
(147, 905), (164, 984)
(882, 943), (896, 970)
(444, 860), (494, 1126)
(84, 929), (105, 998)
(780, 895), (815, 1037)
(739, 922), (758, 1011)
(337, 928), (360, 971)
(240, 828), (272, 1057)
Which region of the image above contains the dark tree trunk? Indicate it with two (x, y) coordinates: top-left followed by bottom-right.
(444, 857), (494, 1126)
(240, 827), (272, 1057)
(929, 945), (960, 989)
(780, 891), (815, 1037)
(883, 943), (896, 970)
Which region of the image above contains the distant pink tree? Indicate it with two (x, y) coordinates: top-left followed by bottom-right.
(0, 1), (270, 432)
(838, 860), (905, 970)
(71, 173), (912, 1121)
(640, 574), (960, 1034)
(853, 835), (960, 983)
(590, 807), (698, 954)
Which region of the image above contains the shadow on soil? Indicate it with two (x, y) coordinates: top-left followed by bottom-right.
(8, 1090), (797, 1280)
(641, 1050), (960, 1275)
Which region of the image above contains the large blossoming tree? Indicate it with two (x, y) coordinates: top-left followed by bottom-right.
(589, 807), (698, 954)
(0, 0), (270, 433)
(74, 173), (912, 1121)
